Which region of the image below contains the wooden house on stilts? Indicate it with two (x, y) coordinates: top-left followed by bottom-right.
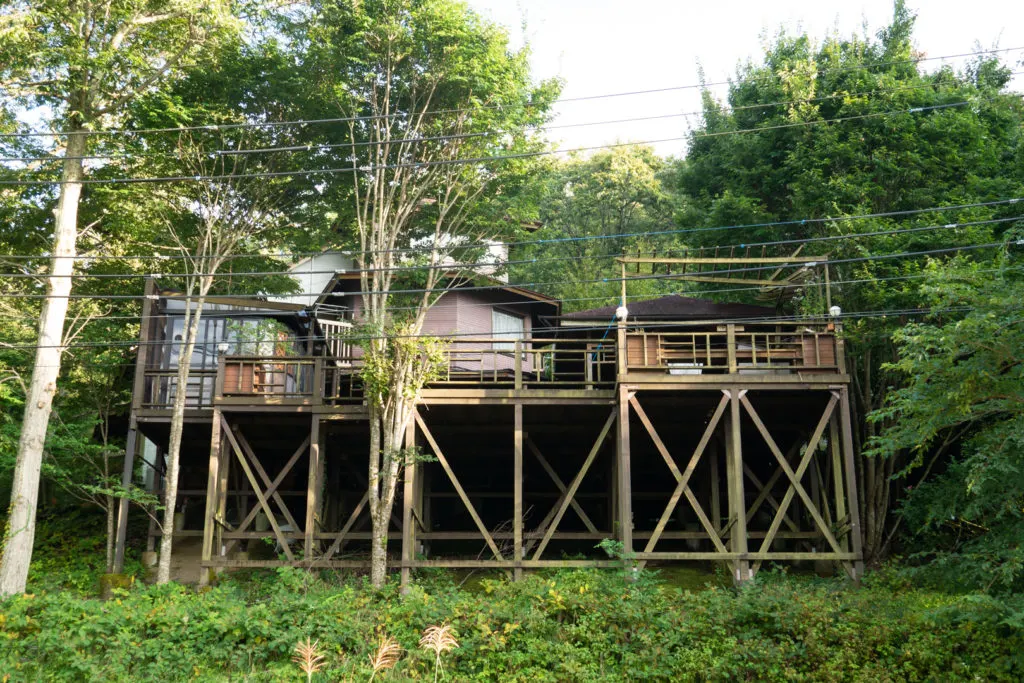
(115, 248), (864, 584)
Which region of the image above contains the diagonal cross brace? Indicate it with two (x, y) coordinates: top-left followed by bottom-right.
(316, 490), (369, 564)
(234, 429), (302, 533)
(631, 394), (730, 555)
(531, 409), (617, 560)
(222, 423), (295, 561)
(414, 410), (505, 561)
(525, 437), (599, 534)
(740, 394), (843, 559)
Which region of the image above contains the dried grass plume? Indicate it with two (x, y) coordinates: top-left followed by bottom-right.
(292, 637), (325, 683)
(368, 634), (402, 681)
(420, 623), (459, 683)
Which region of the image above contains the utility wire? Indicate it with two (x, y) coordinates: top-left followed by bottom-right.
(4, 265), (1019, 322)
(0, 241), (1013, 301)
(3, 214), (1019, 281)
(0, 306), (991, 352)
(2, 45), (1019, 140)
(0, 100), (988, 185)
(9, 71), (1021, 166)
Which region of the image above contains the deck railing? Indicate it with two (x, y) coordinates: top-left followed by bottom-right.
(625, 325), (841, 375)
(140, 368), (218, 409)
(138, 327), (840, 411)
(434, 338), (616, 389)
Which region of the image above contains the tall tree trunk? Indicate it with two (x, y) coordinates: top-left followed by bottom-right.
(0, 128), (85, 596)
(156, 293), (208, 584)
(105, 494), (116, 573)
(368, 404), (386, 587)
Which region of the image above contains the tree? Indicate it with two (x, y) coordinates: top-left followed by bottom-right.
(304, 0), (557, 587)
(512, 145), (677, 307)
(0, 0), (237, 596)
(672, 1), (1024, 560)
(866, 257), (1024, 591)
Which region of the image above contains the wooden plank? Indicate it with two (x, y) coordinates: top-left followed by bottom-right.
(532, 408), (616, 560)
(617, 256), (826, 264)
(414, 410), (505, 561)
(222, 424), (294, 561)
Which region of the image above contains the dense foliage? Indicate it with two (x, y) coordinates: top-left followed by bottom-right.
(2, 516), (1023, 682)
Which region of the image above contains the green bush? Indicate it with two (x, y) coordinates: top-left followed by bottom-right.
(2, 566), (1023, 681)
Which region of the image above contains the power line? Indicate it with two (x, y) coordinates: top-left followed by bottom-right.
(3, 45), (1018, 140)
(0, 100), (987, 185)
(0, 306), (992, 352)
(0, 241), (1013, 301)
(4, 265), (1019, 322)
(3, 214), (1018, 281)
(12, 71), (1021, 166)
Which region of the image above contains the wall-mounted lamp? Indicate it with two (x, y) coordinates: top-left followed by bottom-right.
(217, 342), (229, 355)
(829, 305), (842, 319)
(615, 306), (629, 321)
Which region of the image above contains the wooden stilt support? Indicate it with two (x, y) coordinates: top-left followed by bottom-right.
(514, 403), (524, 580)
(838, 387), (866, 578)
(112, 422), (139, 573)
(616, 385), (633, 564)
(305, 416), (322, 562)
(401, 418), (417, 591)
(726, 389), (751, 583)
(200, 408), (224, 582)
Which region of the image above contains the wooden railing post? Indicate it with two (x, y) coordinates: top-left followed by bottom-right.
(726, 324), (737, 374)
(313, 357), (324, 407)
(514, 340), (522, 389)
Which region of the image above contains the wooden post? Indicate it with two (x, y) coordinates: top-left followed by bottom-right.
(838, 387), (865, 578)
(305, 416), (321, 561)
(401, 418), (417, 591)
(514, 403), (524, 580)
(214, 426), (229, 569)
(200, 408), (224, 581)
(726, 389), (751, 583)
(726, 324), (737, 374)
(830, 414), (848, 550)
(112, 423), (138, 573)
(616, 385), (633, 560)
(113, 279), (158, 573)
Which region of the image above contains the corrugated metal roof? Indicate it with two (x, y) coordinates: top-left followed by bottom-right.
(560, 295), (776, 321)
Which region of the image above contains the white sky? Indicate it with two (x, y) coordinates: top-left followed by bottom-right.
(467, 0), (1024, 156)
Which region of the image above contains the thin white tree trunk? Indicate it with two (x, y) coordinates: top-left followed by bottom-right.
(156, 292), (208, 584)
(0, 129), (86, 597)
(105, 494), (116, 573)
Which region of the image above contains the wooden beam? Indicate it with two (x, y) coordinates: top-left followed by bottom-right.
(532, 408), (616, 560)
(414, 410), (505, 561)
(200, 409), (222, 570)
(617, 256), (826, 265)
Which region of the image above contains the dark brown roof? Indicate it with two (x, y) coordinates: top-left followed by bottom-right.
(560, 295), (776, 322)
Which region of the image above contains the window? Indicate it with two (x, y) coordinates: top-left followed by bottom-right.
(492, 309), (524, 351)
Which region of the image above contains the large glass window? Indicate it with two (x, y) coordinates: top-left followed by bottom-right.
(492, 309), (524, 351)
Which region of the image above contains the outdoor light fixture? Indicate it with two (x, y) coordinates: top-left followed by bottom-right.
(615, 305), (629, 321)
(217, 342), (229, 355)
(829, 305), (842, 319)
